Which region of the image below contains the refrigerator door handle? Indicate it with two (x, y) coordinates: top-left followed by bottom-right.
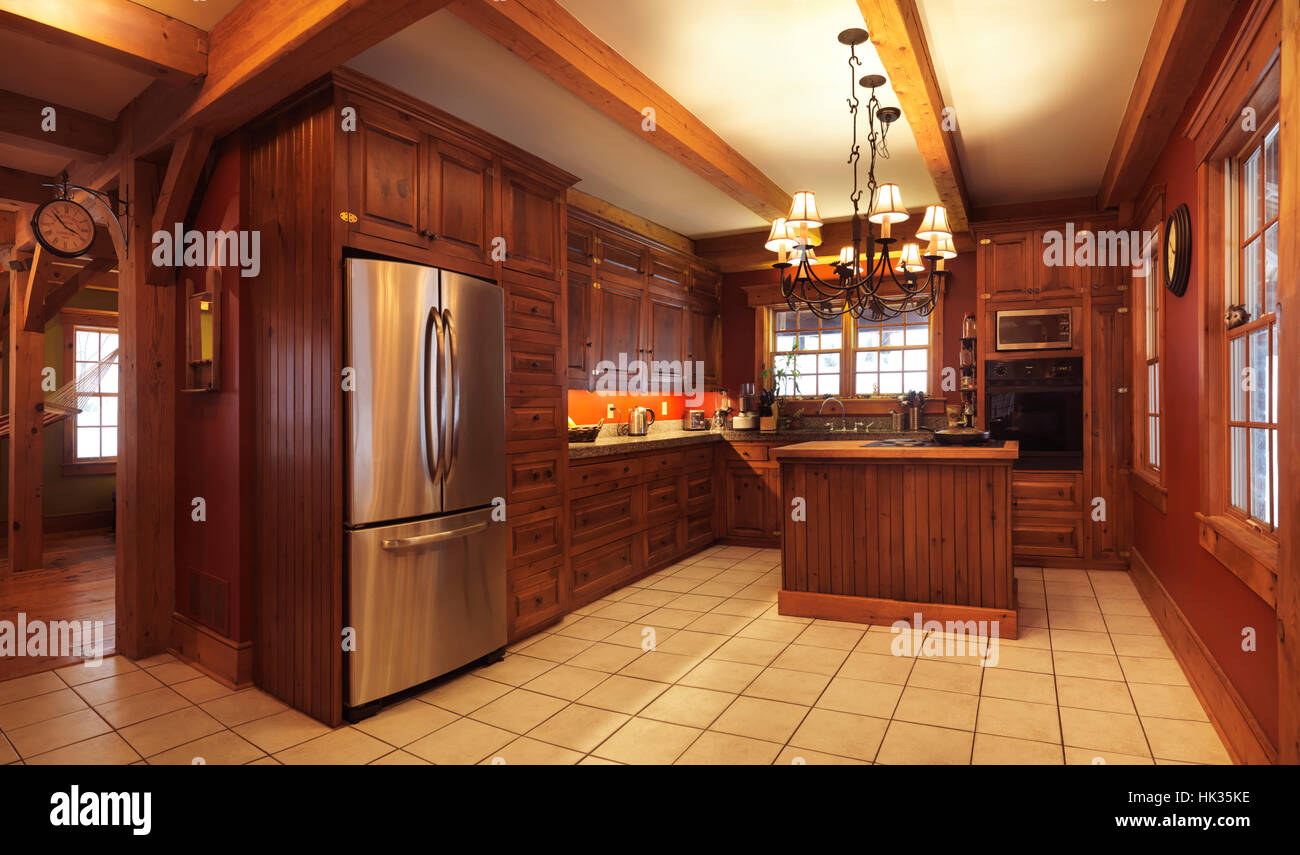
(442, 307), (460, 479)
(380, 521), (489, 551)
(424, 306), (443, 485)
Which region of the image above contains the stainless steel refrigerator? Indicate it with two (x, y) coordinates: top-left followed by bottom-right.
(344, 257), (506, 711)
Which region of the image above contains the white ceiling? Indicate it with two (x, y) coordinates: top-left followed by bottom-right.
(557, 0), (940, 232)
(917, 0), (1161, 207)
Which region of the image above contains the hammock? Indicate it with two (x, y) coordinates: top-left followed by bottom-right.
(0, 348), (118, 438)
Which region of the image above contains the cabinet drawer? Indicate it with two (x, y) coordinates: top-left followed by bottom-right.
(507, 449), (562, 504)
(1012, 471), (1084, 512)
(510, 565), (561, 635)
(685, 508), (714, 550)
(571, 455), (645, 490)
(506, 396), (563, 441)
(681, 446), (714, 472)
(504, 278), (561, 335)
(508, 506), (562, 565)
(726, 443), (770, 462)
(646, 478), (680, 518)
(506, 329), (562, 386)
(685, 471), (714, 505)
(643, 450), (685, 476)
(645, 520), (682, 568)
(1012, 515), (1084, 558)
(570, 486), (637, 548)
(571, 536), (637, 601)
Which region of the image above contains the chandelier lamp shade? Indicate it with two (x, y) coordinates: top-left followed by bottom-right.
(767, 28), (954, 321)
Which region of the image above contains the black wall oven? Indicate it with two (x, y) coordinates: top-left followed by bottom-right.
(985, 357), (1084, 470)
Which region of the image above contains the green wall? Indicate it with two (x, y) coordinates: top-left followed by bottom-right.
(0, 288), (118, 522)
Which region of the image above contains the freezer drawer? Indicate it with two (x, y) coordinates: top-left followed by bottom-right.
(346, 507), (506, 708)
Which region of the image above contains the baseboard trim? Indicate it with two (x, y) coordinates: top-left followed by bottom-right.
(1129, 547), (1276, 764)
(169, 612), (253, 689)
(0, 510), (113, 537)
(778, 589), (1019, 640)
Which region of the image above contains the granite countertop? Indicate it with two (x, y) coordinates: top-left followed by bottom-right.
(568, 424), (936, 459)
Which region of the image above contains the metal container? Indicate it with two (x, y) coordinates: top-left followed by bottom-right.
(682, 409), (709, 430)
(628, 406), (656, 436)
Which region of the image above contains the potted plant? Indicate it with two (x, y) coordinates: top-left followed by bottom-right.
(759, 344), (802, 432)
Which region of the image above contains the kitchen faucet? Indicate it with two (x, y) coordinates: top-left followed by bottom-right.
(818, 396), (846, 431)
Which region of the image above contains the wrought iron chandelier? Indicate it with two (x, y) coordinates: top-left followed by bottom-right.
(765, 28), (955, 321)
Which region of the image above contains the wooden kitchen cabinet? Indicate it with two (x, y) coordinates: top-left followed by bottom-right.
(501, 166), (562, 278)
(1031, 227), (1077, 300)
(725, 467), (768, 538)
(690, 297), (720, 389)
(425, 135), (494, 265)
(647, 294), (687, 381)
(979, 231), (1034, 302)
(349, 102), (425, 247)
(567, 209), (721, 391)
(566, 266), (594, 389)
(553, 443), (718, 624)
(1086, 298), (1131, 562)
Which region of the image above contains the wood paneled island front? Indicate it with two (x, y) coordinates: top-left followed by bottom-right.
(772, 441), (1020, 638)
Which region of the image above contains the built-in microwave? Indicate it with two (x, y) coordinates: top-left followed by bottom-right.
(995, 307), (1073, 351)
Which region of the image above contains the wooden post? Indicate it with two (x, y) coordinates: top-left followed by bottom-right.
(6, 264), (43, 573)
(1276, 0), (1299, 766)
(115, 158), (176, 656)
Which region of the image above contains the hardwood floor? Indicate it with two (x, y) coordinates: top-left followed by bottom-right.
(0, 531), (116, 681)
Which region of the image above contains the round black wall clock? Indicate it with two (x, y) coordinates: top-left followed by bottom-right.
(1164, 203), (1191, 297)
(31, 197), (96, 258)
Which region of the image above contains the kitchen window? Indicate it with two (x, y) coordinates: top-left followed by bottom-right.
(1131, 187), (1166, 506)
(1226, 121), (1280, 534)
(61, 310), (119, 475)
(767, 305), (934, 399)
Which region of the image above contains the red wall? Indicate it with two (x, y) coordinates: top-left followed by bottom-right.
(1129, 7), (1277, 744)
(568, 391), (720, 425)
(173, 139), (253, 644)
(720, 252), (977, 403)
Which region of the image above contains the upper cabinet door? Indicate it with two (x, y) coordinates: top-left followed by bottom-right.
(567, 218), (597, 272)
(501, 167), (561, 278)
(426, 136), (494, 265)
(648, 253), (689, 299)
(980, 231), (1034, 302)
(689, 298), (720, 389)
(646, 295), (686, 381)
(594, 277), (643, 378)
(594, 231), (646, 284)
(690, 266), (721, 301)
(1032, 227), (1078, 299)
(349, 105), (426, 247)
(567, 266), (594, 389)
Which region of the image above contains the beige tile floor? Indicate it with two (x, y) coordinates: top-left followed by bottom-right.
(0, 545), (1232, 765)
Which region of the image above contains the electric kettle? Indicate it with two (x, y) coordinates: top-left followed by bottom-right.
(629, 406), (656, 436)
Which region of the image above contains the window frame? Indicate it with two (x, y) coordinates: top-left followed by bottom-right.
(1223, 117), (1281, 536)
(60, 308), (119, 476)
(1187, 28), (1281, 602)
(1130, 186), (1168, 509)
(760, 295), (945, 409)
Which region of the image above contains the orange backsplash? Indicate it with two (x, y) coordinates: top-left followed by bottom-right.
(567, 390), (720, 425)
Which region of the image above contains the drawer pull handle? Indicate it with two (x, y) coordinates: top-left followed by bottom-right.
(534, 596), (543, 606)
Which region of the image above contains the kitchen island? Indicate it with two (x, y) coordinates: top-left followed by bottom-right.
(771, 440), (1020, 638)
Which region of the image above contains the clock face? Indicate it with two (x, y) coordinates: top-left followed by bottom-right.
(34, 199), (95, 258)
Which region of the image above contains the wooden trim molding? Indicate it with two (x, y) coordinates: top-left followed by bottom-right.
(778, 589), (1018, 640)
(169, 612), (254, 689)
(1129, 547), (1277, 764)
(1129, 469), (1169, 513)
(566, 189), (694, 257)
(1098, 0), (1239, 207)
(1195, 513), (1278, 606)
(1273, 0), (1299, 764)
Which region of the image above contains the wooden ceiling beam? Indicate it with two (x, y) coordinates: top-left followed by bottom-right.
(451, 0), (790, 222)
(0, 88), (116, 160)
(0, 0), (208, 83)
(69, 0), (457, 189)
(856, 0), (971, 234)
(37, 254), (114, 327)
(0, 166), (57, 207)
(152, 129), (213, 233)
(1097, 0), (1239, 208)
